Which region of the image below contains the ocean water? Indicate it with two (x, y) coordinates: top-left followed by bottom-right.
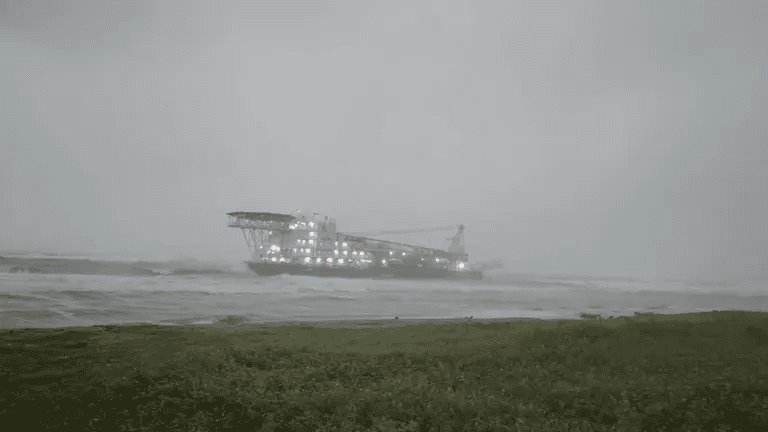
(1, 262), (767, 328)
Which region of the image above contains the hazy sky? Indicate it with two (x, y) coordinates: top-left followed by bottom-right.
(1, 0), (766, 280)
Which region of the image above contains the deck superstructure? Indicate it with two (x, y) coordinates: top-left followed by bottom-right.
(227, 211), (481, 280)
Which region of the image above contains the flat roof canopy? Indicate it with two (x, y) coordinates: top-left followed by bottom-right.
(226, 212), (296, 223)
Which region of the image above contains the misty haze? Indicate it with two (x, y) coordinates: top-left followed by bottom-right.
(1, 1), (768, 430)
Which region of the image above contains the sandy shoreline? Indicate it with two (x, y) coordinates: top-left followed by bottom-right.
(205, 315), (548, 329)
(152, 311), (703, 330)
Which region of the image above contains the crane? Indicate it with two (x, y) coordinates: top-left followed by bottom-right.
(344, 225), (466, 256)
(344, 225), (459, 236)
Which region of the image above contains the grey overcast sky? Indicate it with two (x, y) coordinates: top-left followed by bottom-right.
(1, 0), (766, 280)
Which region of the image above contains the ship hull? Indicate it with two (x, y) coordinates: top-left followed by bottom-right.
(246, 262), (482, 280)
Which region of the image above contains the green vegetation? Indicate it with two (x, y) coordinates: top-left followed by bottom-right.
(2, 312), (768, 431)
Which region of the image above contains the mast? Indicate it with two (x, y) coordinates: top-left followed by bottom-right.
(447, 225), (466, 256)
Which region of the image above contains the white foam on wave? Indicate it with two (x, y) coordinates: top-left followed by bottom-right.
(1, 271), (766, 328)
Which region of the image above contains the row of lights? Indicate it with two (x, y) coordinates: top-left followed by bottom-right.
(288, 221), (317, 230)
(266, 256), (465, 270)
(262, 230), (468, 270)
(268, 256), (358, 265)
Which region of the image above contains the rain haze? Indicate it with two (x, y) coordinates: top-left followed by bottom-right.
(5, 4), (768, 428)
(2, 0), (767, 282)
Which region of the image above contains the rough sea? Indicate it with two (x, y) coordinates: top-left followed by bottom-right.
(1, 255), (766, 328)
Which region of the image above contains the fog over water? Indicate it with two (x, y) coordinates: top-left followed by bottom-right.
(2, 1), (767, 282)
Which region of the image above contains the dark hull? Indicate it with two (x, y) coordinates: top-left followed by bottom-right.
(247, 262), (482, 280)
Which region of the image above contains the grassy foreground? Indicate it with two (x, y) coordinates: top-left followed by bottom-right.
(2, 312), (768, 431)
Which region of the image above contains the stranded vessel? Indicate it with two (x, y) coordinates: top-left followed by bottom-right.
(227, 211), (482, 280)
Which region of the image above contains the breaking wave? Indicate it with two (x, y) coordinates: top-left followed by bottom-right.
(1, 255), (767, 328)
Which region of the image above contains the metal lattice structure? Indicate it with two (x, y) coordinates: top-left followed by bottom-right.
(227, 212), (296, 261)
